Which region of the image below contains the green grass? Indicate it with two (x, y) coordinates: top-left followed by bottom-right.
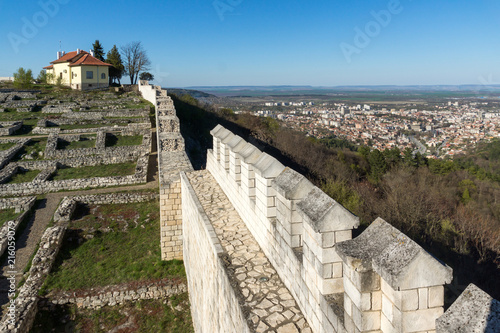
(6, 169), (40, 184)
(69, 200), (158, 231)
(106, 134), (143, 147)
(0, 142), (16, 150)
(30, 296), (194, 333)
(123, 102), (150, 109)
(40, 200), (186, 293)
(51, 162), (136, 180)
(57, 135), (96, 150)
(58, 123), (130, 130)
(0, 208), (20, 227)
(11, 139), (46, 161)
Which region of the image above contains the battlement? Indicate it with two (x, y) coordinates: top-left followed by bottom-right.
(206, 124), (498, 333)
(137, 79), (500, 332)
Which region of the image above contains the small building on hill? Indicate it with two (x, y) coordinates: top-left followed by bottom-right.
(43, 49), (112, 90)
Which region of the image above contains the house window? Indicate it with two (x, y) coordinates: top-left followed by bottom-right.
(86, 71), (93, 79)
(101, 73), (106, 79)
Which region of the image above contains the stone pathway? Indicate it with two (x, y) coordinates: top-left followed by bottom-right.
(187, 170), (311, 333)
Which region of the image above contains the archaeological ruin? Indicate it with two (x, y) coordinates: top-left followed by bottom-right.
(0, 82), (497, 332)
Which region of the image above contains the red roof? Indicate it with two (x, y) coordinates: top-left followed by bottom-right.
(43, 65), (53, 69)
(69, 53), (112, 67)
(50, 50), (112, 67)
(51, 50), (80, 64)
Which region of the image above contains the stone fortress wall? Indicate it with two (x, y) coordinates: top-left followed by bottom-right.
(138, 80), (193, 261)
(138, 81), (499, 333)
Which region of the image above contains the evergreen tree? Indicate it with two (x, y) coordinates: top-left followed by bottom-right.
(368, 149), (387, 183)
(13, 67), (33, 89)
(92, 40), (105, 61)
(106, 45), (124, 85)
(36, 70), (47, 84)
(383, 147), (402, 169)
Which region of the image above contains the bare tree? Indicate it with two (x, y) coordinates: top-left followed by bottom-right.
(121, 41), (151, 85)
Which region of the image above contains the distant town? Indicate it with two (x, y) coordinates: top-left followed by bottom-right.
(234, 98), (500, 158)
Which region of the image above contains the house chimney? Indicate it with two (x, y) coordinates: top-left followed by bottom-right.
(90, 49), (94, 57)
(57, 51), (62, 59)
(77, 48), (81, 55)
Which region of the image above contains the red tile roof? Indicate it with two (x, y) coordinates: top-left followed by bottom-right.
(51, 50), (80, 64)
(69, 53), (112, 67)
(49, 50), (112, 67)
(43, 65), (53, 69)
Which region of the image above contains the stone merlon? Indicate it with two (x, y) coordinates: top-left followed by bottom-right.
(239, 143), (262, 164)
(336, 217), (453, 290)
(212, 126), (232, 142)
(209, 124), (224, 137)
(253, 152), (285, 178)
(297, 187), (360, 233)
(273, 167), (315, 200)
(436, 283), (500, 333)
(226, 135), (247, 152)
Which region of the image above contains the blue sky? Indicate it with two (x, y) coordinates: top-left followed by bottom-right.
(0, 0), (499, 87)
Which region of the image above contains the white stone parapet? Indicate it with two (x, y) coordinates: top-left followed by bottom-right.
(205, 125), (499, 333)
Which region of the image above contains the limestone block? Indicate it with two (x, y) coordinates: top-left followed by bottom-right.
(402, 307), (443, 332)
(317, 277), (344, 295)
(382, 293), (394, 322)
(344, 277), (362, 308)
(402, 289), (419, 311)
(428, 285), (444, 308)
(332, 262), (343, 278)
(335, 230), (352, 243)
(372, 290), (382, 311)
(418, 287), (428, 310)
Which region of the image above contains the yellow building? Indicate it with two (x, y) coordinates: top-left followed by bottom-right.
(43, 49), (112, 90)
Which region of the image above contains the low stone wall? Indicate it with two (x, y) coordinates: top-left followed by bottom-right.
(0, 153), (148, 196)
(0, 196), (36, 257)
(36, 117), (148, 127)
(54, 193), (158, 223)
(61, 109), (149, 119)
(0, 225), (66, 333)
(48, 278), (187, 310)
(41, 103), (77, 113)
(0, 165), (18, 184)
(0, 139), (31, 169)
(43, 131), (150, 160)
(11, 153), (135, 170)
(181, 172), (251, 333)
(0, 122), (22, 136)
(32, 123), (150, 136)
(32, 166), (57, 183)
(0, 196), (36, 212)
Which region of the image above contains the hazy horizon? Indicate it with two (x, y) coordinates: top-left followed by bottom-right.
(1, 0), (499, 87)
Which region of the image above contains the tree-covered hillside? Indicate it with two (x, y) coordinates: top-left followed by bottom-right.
(171, 92), (500, 301)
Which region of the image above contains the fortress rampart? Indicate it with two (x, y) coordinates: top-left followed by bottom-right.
(138, 81), (500, 333)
